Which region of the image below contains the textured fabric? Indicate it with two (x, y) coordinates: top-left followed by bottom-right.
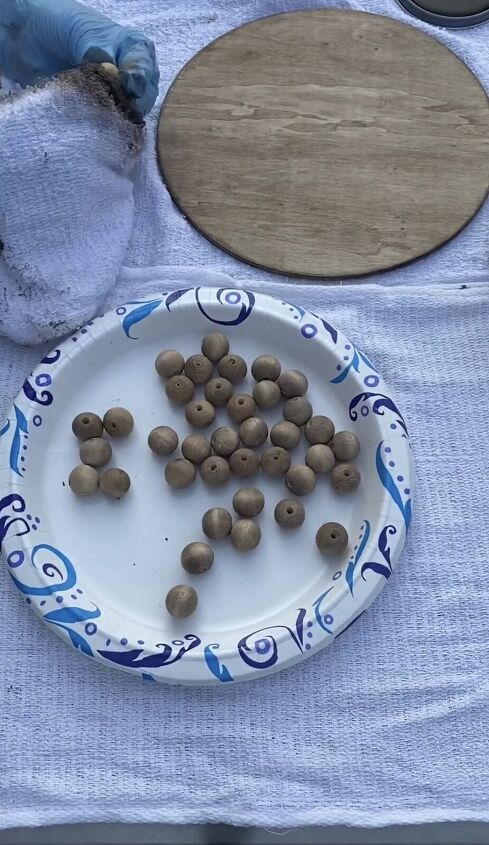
(1, 0), (489, 831)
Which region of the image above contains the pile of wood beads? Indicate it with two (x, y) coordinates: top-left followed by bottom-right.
(69, 408), (133, 500)
(152, 334), (362, 618)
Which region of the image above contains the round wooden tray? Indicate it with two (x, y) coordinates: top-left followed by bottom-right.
(158, 10), (489, 278)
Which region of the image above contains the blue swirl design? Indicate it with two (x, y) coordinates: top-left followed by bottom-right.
(0, 419), (10, 438)
(349, 392), (408, 436)
(22, 376), (53, 406)
(204, 644), (233, 683)
(165, 288), (191, 311)
(9, 405), (28, 476)
(345, 521), (371, 597)
(98, 634), (201, 668)
(237, 608), (305, 670)
(122, 299), (163, 339)
(376, 443), (412, 529)
(312, 587), (335, 633)
(0, 494), (29, 549)
(44, 604), (100, 657)
(8, 544), (77, 596)
(331, 344), (377, 385)
(310, 312), (338, 345)
(282, 300), (306, 321)
(41, 349), (61, 364)
(195, 288), (255, 326)
(361, 525), (397, 582)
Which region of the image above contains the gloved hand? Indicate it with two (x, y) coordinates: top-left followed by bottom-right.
(0, 0), (159, 115)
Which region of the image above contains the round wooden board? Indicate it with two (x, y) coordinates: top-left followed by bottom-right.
(158, 10), (489, 278)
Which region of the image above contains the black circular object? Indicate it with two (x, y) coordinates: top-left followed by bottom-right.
(398, 0), (489, 27)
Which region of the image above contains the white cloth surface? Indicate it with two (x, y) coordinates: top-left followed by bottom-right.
(1, 0), (489, 831)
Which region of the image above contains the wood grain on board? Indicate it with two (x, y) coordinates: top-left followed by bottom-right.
(157, 10), (489, 278)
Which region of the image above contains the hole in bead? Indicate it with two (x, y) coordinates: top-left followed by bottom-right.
(216, 383), (221, 389)
(82, 417), (89, 424)
(344, 471), (350, 477)
(286, 507), (294, 515)
(273, 455), (279, 460)
(241, 456), (247, 462)
(196, 405), (203, 411)
(230, 358), (236, 365)
(211, 464), (217, 471)
(330, 532), (337, 540)
(238, 398), (244, 405)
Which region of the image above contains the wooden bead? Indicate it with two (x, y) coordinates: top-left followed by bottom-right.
(251, 354), (281, 381)
(181, 541), (214, 574)
(270, 420), (301, 450)
(165, 585), (198, 618)
(331, 431), (361, 462)
(274, 498), (305, 529)
(218, 354), (247, 384)
(205, 377), (233, 407)
(100, 468), (131, 499)
(165, 458), (196, 489)
(184, 353), (213, 385)
(103, 407), (134, 438)
(200, 456), (231, 486)
(181, 434), (212, 464)
(283, 397), (313, 425)
(253, 379), (281, 410)
(148, 426), (178, 456)
(69, 464), (99, 496)
(305, 444), (335, 475)
(304, 415), (335, 445)
(202, 332), (229, 362)
(316, 522), (349, 555)
(165, 374), (195, 405)
(79, 437), (112, 468)
(211, 426), (240, 457)
(72, 412), (103, 441)
(278, 370), (308, 398)
(239, 417), (268, 448)
(261, 446), (290, 478)
(232, 487), (265, 518)
(202, 507), (233, 539)
(227, 393), (256, 424)
(185, 399), (216, 428)
(231, 519), (261, 551)
(155, 349), (184, 378)
(331, 463), (361, 494)
(285, 465), (316, 496)
(229, 448), (260, 478)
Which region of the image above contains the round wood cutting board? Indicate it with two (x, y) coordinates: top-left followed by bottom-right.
(157, 10), (489, 278)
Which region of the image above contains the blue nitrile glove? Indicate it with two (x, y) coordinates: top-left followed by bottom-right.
(0, 0), (159, 115)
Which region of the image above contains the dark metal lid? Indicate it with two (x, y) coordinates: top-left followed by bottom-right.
(397, 0), (489, 26)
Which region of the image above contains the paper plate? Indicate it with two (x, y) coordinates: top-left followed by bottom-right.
(0, 288), (412, 685)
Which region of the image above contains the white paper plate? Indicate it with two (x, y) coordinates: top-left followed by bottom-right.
(0, 288), (412, 685)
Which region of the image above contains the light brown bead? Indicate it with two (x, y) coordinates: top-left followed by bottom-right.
(184, 353), (213, 385)
(100, 468), (131, 499)
(202, 507), (233, 540)
(261, 446), (290, 478)
(229, 448), (260, 478)
(278, 370), (308, 399)
(227, 393), (256, 424)
(316, 522), (349, 555)
(165, 585), (198, 618)
(155, 349), (184, 379)
(285, 465), (317, 496)
(165, 374), (195, 405)
(274, 498), (305, 529)
(331, 463), (361, 494)
(79, 437), (112, 468)
(205, 377), (233, 407)
(305, 415), (335, 445)
(185, 399), (216, 428)
(72, 412), (103, 441)
(305, 444), (335, 475)
(251, 354), (281, 381)
(69, 464), (99, 496)
(239, 417), (268, 448)
(231, 519), (261, 551)
(201, 332), (229, 362)
(218, 354), (247, 384)
(147, 426), (178, 456)
(103, 407), (134, 438)
(200, 456), (231, 486)
(330, 431), (361, 462)
(165, 458), (196, 489)
(283, 397), (313, 425)
(253, 380), (282, 410)
(232, 487), (265, 518)
(270, 420), (301, 450)
(181, 541), (214, 574)
(211, 426), (240, 457)
(181, 434), (212, 464)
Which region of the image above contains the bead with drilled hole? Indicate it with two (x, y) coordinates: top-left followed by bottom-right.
(72, 412), (103, 441)
(185, 399), (216, 428)
(227, 393), (256, 424)
(200, 456), (231, 486)
(218, 354), (247, 384)
(229, 448), (260, 478)
(274, 498), (305, 529)
(165, 585), (198, 618)
(165, 374), (194, 405)
(184, 353), (213, 385)
(316, 522), (349, 555)
(261, 446), (290, 478)
(331, 463), (361, 494)
(103, 407), (134, 438)
(205, 377), (233, 407)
